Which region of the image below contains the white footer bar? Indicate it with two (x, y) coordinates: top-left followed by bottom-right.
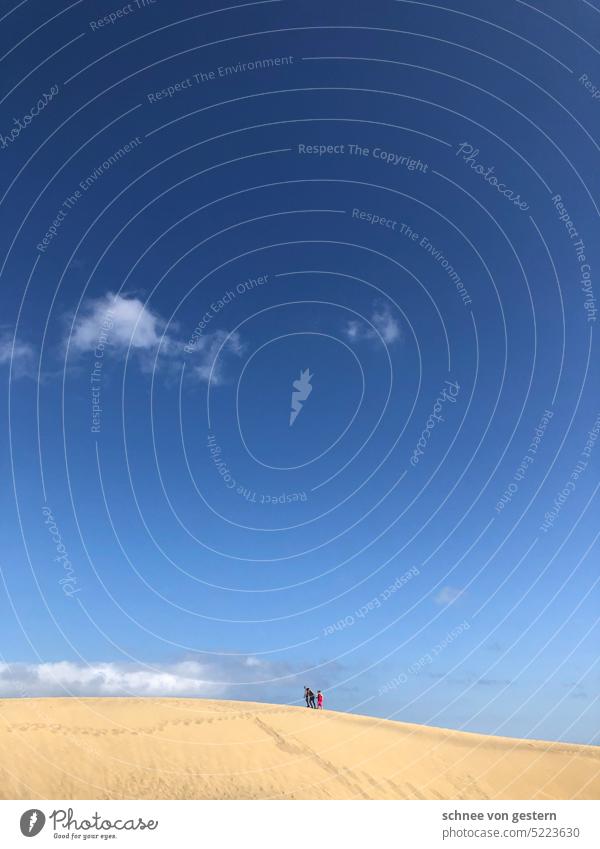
(0, 800), (597, 848)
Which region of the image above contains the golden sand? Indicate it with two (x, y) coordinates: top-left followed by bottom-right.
(0, 698), (597, 800)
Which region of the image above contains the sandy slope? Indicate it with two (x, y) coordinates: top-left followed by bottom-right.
(0, 698), (597, 800)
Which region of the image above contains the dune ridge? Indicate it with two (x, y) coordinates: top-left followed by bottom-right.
(0, 698), (597, 800)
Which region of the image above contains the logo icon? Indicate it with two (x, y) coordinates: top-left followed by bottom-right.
(20, 809), (45, 837)
(289, 368), (313, 426)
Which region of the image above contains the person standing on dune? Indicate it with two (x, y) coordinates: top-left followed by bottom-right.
(308, 688), (316, 708)
(317, 690), (323, 709)
(304, 686), (311, 707)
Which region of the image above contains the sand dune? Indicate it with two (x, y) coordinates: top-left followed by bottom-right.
(0, 698), (597, 800)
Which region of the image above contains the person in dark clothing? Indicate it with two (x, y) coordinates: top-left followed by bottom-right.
(304, 686), (311, 707)
(308, 688), (316, 709)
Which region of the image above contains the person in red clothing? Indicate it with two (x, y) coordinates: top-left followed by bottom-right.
(317, 690), (323, 709)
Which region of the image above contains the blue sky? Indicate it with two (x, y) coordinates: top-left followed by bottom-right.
(0, 0), (598, 744)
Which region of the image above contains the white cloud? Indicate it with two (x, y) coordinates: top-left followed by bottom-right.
(188, 330), (243, 385)
(69, 293), (243, 385)
(0, 660), (222, 698)
(344, 321), (361, 341)
(434, 586), (464, 605)
(343, 302), (401, 346)
(70, 292), (167, 353)
(0, 330), (35, 378)
(0, 656), (341, 699)
(372, 302), (401, 343)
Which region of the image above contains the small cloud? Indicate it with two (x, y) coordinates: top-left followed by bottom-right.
(433, 586), (464, 605)
(70, 292), (168, 353)
(188, 330), (243, 386)
(343, 301), (401, 346)
(475, 676), (510, 688)
(0, 329), (35, 378)
(344, 320), (361, 341)
(565, 682), (589, 700)
(372, 302), (401, 343)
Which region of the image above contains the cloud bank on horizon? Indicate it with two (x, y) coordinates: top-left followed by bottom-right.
(0, 657), (308, 699)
